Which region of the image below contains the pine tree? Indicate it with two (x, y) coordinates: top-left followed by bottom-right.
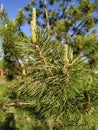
(0, 8), (27, 80)
(0, 1), (98, 130)
(24, 0), (98, 68)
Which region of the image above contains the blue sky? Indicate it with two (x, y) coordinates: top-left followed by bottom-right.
(0, 0), (31, 35)
(0, 0), (30, 18)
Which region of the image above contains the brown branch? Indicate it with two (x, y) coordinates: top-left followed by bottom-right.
(44, 0), (50, 38)
(71, 22), (83, 37)
(33, 41), (53, 77)
(4, 102), (32, 107)
(60, 2), (77, 19)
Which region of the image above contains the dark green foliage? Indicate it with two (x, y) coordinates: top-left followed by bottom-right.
(0, 21), (21, 79)
(0, 113), (19, 130)
(0, 9), (27, 79)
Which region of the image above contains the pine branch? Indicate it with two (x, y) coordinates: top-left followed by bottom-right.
(32, 40), (53, 76)
(71, 22), (83, 37)
(4, 26), (23, 72)
(60, 1), (77, 19)
(3, 102), (32, 107)
(31, 8), (53, 76)
(10, 43), (23, 72)
(44, 0), (50, 38)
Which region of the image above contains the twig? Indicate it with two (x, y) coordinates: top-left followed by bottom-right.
(44, 0), (50, 38)
(32, 41), (53, 77)
(71, 22), (83, 37)
(4, 102), (32, 107)
(62, 1), (77, 18)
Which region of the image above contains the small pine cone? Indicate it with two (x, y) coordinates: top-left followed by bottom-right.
(27, 117), (32, 123)
(78, 45), (83, 50)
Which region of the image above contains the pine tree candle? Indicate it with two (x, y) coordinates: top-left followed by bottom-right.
(62, 44), (69, 74)
(63, 44), (69, 65)
(31, 8), (36, 42)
